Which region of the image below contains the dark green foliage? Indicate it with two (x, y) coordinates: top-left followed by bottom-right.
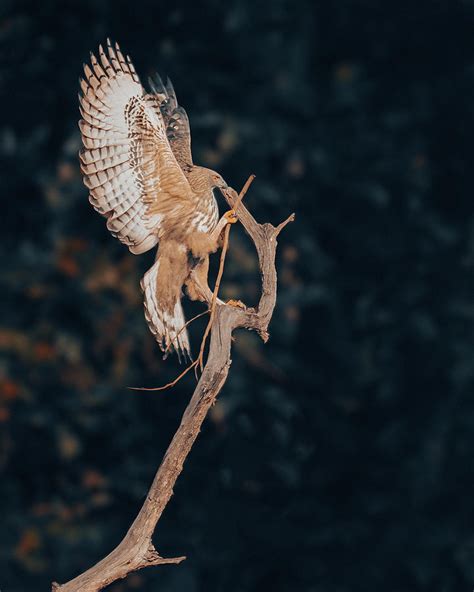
(1, 1), (474, 590)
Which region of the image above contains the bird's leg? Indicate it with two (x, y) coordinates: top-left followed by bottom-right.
(191, 272), (246, 310)
(211, 212), (247, 309)
(188, 267), (225, 306)
(209, 210), (238, 243)
(193, 212), (245, 310)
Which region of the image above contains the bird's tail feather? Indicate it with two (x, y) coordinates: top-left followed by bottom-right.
(141, 259), (192, 363)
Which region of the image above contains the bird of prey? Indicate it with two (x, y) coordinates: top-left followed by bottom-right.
(78, 40), (238, 362)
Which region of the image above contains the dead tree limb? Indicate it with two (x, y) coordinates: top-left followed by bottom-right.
(51, 187), (294, 592)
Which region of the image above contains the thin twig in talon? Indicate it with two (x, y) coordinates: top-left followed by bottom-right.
(224, 174), (256, 215)
(195, 174), (255, 373)
(196, 223), (231, 374)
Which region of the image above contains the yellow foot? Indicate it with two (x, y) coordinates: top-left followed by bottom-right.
(226, 299), (246, 309)
(224, 209), (238, 224)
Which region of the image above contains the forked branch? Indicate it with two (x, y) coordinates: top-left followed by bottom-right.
(51, 180), (294, 592)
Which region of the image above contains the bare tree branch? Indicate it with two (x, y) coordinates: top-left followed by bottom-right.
(52, 187), (294, 592)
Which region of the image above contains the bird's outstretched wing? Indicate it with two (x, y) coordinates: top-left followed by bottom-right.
(148, 74), (193, 170)
(79, 40), (194, 254)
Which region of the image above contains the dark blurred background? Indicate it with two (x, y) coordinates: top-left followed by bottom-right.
(1, 0), (474, 590)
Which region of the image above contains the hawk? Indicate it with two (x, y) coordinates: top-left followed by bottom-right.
(79, 40), (237, 362)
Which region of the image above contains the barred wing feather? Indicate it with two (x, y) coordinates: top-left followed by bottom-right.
(79, 40), (193, 255)
(147, 74), (193, 169)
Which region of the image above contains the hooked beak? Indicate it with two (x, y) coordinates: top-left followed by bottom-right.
(218, 180), (228, 194)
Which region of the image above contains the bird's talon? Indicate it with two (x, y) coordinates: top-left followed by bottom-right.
(226, 299), (246, 309)
(224, 210), (238, 224)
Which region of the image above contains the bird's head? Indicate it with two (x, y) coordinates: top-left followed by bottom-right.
(208, 170), (228, 192)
